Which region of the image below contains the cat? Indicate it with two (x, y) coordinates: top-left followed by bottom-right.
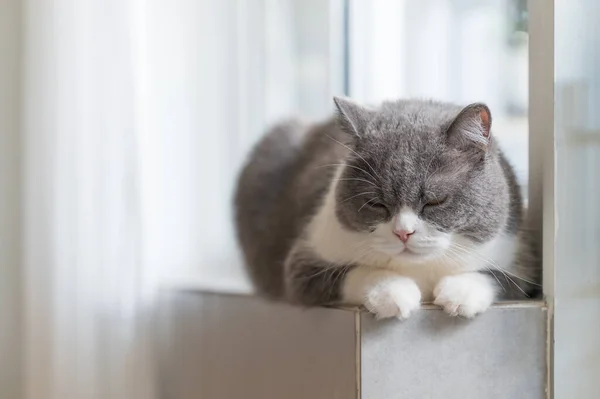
(234, 97), (539, 319)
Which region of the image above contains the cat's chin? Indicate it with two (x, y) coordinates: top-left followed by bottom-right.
(385, 247), (443, 264)
(395, 251), (434, 263)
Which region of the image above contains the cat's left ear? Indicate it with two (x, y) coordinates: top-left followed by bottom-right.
(333, 96), (376, 137)
(446, 103), (492, 151)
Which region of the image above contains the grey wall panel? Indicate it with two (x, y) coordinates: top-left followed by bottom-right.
(360, 304), (547, 399)
(156, 292), (357, 399)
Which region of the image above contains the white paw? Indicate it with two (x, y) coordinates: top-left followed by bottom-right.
(433, 274), (496, 318)
(364, 277), (422, 320)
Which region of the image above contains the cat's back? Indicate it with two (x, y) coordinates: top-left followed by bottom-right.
(234, 118), (346, 298)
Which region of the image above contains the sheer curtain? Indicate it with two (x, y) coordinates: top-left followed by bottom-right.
(23, 0), (152, 397)
(140, 0), (337, 292)
(19, 0), (337, 398)
(348, 0), (530, 196)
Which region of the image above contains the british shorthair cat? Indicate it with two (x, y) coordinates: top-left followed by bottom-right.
(235, 97), (539, 319)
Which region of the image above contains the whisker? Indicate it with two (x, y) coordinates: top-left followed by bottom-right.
(486, 265), (542, 287)
(296, 266), (336, 281)
(331, 264), (352, 294)
(447, 245), (506, 277)
(449, 244), (530, 296)
(450, 242), (540, 286)
(295, 261), (345, 281)
(332, 177), (377, 187)
(297, 241), (373, 284)
(445, 247), (506, 293)
(358, 197), (379, 213)
(499, 272), (529, 297)
(317, 163), (379, 183)
(449, 244), (509, 272)
(339, 191), (377, 204)
(485, 267), (507, 292)
(325, 134), (382, 180)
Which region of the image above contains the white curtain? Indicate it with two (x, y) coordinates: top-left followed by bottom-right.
(23, 0), (153, 397)
(9, 1), (527, 395)
(17, 0), (336, 398)
(139, 0), (335, 292)
(348, 0), (530, 195)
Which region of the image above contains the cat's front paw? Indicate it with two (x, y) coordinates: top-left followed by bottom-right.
(364, 277), (421, 320)
(433, 273), (496, 318)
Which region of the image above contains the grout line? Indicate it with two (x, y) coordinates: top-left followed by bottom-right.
(355, 311), (361, 399)
(546, 304), (553, 399)
(328, 300), (546, 313)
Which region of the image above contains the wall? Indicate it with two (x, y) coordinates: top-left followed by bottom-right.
(0, 0), (22, 397)
(554, 0), (600, 396)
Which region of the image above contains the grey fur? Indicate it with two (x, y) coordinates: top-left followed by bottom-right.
(284, 242), (355, 306)
(234, 98), (540, 306)
(235, 118), (348, 300)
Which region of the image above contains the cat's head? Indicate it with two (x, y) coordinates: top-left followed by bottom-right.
(332, 97), (511, 264)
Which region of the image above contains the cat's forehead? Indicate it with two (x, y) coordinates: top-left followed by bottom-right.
(353, 100), (471, 186)
(360, 117), (447, 161)
(354, 133), (467, 203)
(376, 101), (459, 131)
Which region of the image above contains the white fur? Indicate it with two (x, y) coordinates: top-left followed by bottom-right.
(394, 207), (418, 233)
(364, 276), (421, 320)
(342, 268), (421, 320)
(433, 273), (496, 318)
(306, 165), (518, 319)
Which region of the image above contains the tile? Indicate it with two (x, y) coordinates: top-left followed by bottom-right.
(361, 304), (547, 399)
(155, 292), (357, 399)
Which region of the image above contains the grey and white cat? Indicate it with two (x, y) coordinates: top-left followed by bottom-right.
(235, 97), (539, 319)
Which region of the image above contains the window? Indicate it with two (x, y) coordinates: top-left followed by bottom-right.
(347, 0), (529, 199)
(145, 0), (531, 290)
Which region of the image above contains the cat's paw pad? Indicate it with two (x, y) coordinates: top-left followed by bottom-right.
(364, 277), (421, 320)
(433, 274), (495, 318)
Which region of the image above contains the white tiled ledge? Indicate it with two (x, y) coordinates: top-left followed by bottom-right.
(156, 290), (547, 399)
(333, 299), (546, 312)
(159, 274), (546, 311)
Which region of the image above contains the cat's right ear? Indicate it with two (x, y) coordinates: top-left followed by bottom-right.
(446, 103), (492, 151)
(333, 96), (376, 137)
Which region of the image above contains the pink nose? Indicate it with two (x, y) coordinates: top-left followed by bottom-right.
(394, 229), (414, 243)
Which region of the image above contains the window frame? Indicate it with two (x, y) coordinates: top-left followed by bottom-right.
(528, 0), (554, 396)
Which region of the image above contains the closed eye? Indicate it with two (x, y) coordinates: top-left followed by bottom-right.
(424, 195), (447, 207)
(358, 199), (388, 213)
(364, 201), (389, 215)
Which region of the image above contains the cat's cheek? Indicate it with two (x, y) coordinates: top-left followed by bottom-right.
(433, 273), (496, 318)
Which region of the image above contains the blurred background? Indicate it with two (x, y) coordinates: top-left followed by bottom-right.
(142, 0), (530, 290)
(10, 0), (597, 398)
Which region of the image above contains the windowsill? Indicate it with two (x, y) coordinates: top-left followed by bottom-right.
(159, 278), (546, 312)
(159, 273), (254, 295)
(157, 289), (548, 398)
(331, 300), (546, 313)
